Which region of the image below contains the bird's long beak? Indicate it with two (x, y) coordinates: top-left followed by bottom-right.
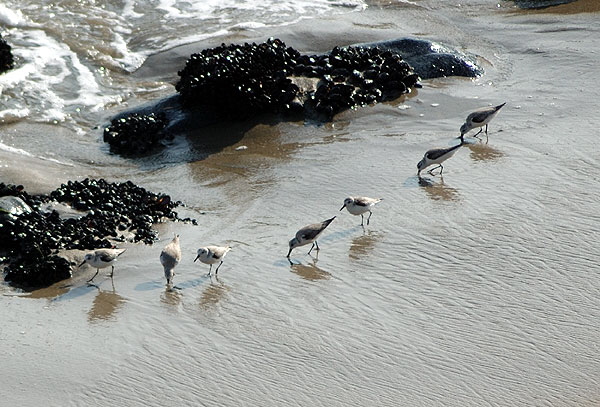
(78, 260), (86, 267)
(286, 248), (293, 258)
(193, 255), (199, 262)
(339, 204), (346, 211)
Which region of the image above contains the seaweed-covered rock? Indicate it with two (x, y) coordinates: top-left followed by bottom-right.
(176, 39), (418, 121)
(103, 112), (169, 156)
(0, 34), (14, 74)
(176, 38), (302, 117)
(0, 179), (196, 289)
(105, 37), (481, 156)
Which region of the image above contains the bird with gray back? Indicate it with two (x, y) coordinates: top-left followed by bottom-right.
(79, 248), (126, 283)
(287, 216), (336, 258)
(417, 137), (465, 177)
(340, 196), (383, 226)
(160, 235), (181, 285)
(194, 245), (232, 276)
(460, 102), (506, 141)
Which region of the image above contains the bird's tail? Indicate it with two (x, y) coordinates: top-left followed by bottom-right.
(496, 102), (506, 111)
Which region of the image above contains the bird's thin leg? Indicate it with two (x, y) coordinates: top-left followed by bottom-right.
(110, 265), (114, 278)
(315, 241), (320, 251)
(87, 269), (99, 283)
(367, 211), (373, 225)
(485, 124), (489, 135)
(215, 260), (223, 274)
(360, 214), (365, 226)
(439, 164), (444, 176)
(472, 128), (483, 139)
(428, 165), (442, 175)
(207, 264), (212, 277)
(307, 242), (316, 255)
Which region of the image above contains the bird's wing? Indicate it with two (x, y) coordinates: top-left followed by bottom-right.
(354, 197), (379, 206)
(426, 144), (461, 160)
(98, 251), (117, 262)
(469, 109), (493, 124)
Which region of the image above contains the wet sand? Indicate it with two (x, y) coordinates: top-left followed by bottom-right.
(3, 2), (600, 406)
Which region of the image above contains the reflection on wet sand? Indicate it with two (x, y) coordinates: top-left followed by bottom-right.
(160, 287), (183, 309)
(199, 281), (230, 310)
(418, 177), (461, 201)
(88, 286), (126, 323)
(290, 257), (331, 281)
(465, 142), (504, 162)
(349, 230), (384, 261)
(24, 284), (70, 299)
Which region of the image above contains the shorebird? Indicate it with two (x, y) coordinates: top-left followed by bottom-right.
(287, 216), (336, 257)
(160, 235), (181, 285)
(79, 248), (126, 283)
(194, 246), (232, 276)
(417, 137), (465, 177)
(339, 196), (383, 226)
(460, 102), (506, 140)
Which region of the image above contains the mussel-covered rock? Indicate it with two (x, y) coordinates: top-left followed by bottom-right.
(0, 34), (14, 74)
(0, 179), (196, 289)
(103, 112), (169, 156)
(105, 37), (481, 155)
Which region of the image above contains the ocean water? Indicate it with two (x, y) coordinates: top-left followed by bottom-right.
(2, 0), (600, 405)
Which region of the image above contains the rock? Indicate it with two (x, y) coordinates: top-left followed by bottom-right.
(0, 196), (32, 220)
(103, 37), (481, 156)
(360, 38), (481, 80)
(0, 34), (14, 74)
(510, 0), (578, 9)
(103, 112), (170, 156)
(0, 179), (195, 289)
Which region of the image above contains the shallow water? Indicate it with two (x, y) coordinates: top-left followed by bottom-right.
(2, 0), (600, 405)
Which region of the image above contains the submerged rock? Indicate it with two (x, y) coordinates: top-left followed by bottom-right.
(0, 34), (14, 74)
(105, 37), (480, 156)
(510, 0), (578, 9)
(0, 179), (196, 289)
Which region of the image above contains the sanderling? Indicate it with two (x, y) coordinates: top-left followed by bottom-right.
(460, 102), (506, 140)
(287, 216), (336, 257)
(194, 245), (232, 276)
(340, 196), (383, 226)
(79, 248), (126, 283)
(160, 235), (181, 285)
(417, 138), (465, 177)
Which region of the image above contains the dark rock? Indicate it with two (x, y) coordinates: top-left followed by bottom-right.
(360, 38), (481, 79)
(0, 34), (14, 74)
(510, 0), (578, 9)
(0, 179), (195, 289)
(103, 112), (169, 156)
(104, 37), (480, 156)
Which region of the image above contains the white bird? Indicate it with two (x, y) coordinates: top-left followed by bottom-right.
(340, 196), (383, 226)
(160, 235), (181, 285)
(287, 216), (336, 258)
(194, 246), (232, 276)
(417, 138), (465, 177)
(79, 248), (126, 283)
(460, 102), (506, 140)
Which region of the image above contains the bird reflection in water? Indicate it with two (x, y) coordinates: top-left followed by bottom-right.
(87, 285), (125, 323)
(349, 230), (383, 261)
(199, 281), (230, 310)
(289, 256), (331, 281)
(160, 286), (183, 309)
(418, 176), (461, 202)
(465, 142), (504, 162)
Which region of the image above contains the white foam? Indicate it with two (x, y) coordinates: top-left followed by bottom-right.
(0, 5), (25, 26)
